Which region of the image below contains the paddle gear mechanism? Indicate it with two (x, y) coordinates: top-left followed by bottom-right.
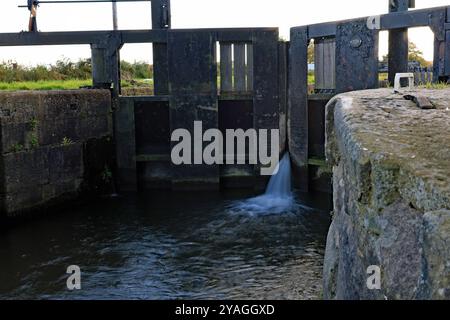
(27, 1), (39, 32)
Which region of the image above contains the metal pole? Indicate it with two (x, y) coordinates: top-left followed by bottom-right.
(19, 0), (151, 8)
(112, 0), (118, 30)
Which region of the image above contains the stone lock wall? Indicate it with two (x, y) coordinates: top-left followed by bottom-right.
(0, 90), (113, 217)
(324, 88), (450, 300)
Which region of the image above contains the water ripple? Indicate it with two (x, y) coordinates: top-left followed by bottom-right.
(0, 191), (330, 300)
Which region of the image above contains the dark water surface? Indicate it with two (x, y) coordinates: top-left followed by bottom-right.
(0, 191), (331, 300)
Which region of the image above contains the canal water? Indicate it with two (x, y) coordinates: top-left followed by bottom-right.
(0, 190), (331, 300)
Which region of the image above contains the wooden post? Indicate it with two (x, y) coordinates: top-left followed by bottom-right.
(432, 7), (449, 83)
(115, 98), (137, 191)
(288, 27), (309, 192)
(152, 0), (171, 95)
(252, 30), (279, 188)
(388, 0), (412, 85)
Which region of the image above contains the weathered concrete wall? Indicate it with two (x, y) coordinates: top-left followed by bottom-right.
(0, 90), (113, 217)
(324, 88), (450, 300)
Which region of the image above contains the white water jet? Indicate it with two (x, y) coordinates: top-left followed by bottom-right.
(265, 153), (292, 197)
(230, 153), (294, 215)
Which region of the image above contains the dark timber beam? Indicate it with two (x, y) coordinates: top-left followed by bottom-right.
(388, 0), (412, 86)
(91, 44), (111, 88)
(167, 31), (219, 190)
(152, 0), (171, 95)
(115, 97), (138, 191)
(161, 28), (278, 42)
(278, 41), (288, 155)
(0, 30), (167, 46)
(288, 27), (309, 192)
(301, 6), (449, 38)
(252, 30), (279, 189)
(120, 30), (167, 43)
(0, 28), (274, 47)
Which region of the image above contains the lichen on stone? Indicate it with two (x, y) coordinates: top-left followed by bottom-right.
(323, 88), (450, 300)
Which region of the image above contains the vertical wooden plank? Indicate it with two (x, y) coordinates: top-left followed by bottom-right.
(331, 40), (336, 89)
(278, 41), (288, 154)
(168, 30), (219, 190)
(314, 40), (324, 90)
(246, 43), (254, 91)
(252, 30), (279, 188)
(220, 43), (233, 92)
(288, 27), (309, 192)
(336, 19), (379, 93)
(316, 38), (336, 90)
(324, 38), (336, 89)
(115, 98), (137, 191)
(234, 43), (246, 91)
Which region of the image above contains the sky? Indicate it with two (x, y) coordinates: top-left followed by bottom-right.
(0, 0), (448, 66)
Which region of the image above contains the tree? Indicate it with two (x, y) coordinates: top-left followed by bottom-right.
(408, 42), (431, 67)
(380, 41), (431, 67)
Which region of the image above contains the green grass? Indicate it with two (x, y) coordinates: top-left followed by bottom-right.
(0, 79), (92, 91)
(0, 79), (154, 91)
(420, 82), (450, 89)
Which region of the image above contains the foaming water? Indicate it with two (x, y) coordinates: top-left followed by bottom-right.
(230, 154), (295, 215)
(266, 153), (292, 197)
